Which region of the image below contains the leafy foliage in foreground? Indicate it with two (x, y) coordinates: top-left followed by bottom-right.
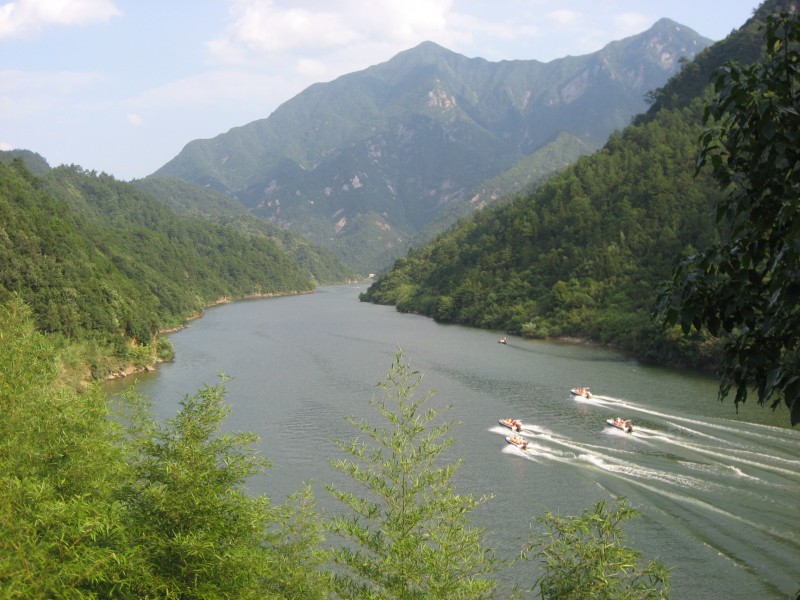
(325, 350), (497, 599)
(119, 380), (328, 598)
(523, 498), (670, 599)
(0, 296), (328, 598)
(657, 10), (800, 425)
(0, 297), (128, 596)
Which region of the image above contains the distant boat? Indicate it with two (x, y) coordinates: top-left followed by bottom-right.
(498, 418), (523, 432)
(498, 336), (507, 344)
(505, 434), (528, 450)
(570, 387), (592, 398)
(607, 417), (634, 433)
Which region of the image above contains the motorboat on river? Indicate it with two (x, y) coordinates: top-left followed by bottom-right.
(499, 418), (523, 432)
(607, 417), (634, 433)
(505, 434), (528, 450)
(570, 387), (592, 398)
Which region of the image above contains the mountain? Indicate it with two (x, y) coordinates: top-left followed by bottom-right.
(0, 151), (353, 286)
(131, 176), (354, 285)
(359, 1), (784, 368)
(153, 19), (711, 273)
(0, 149), (51, 176)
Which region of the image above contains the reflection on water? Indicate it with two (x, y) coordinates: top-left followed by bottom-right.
(110, 284), (800, 599)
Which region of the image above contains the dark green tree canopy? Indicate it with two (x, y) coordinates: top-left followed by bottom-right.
(658, 11), (800, 425)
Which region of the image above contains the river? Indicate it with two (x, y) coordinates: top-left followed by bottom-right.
(110, 283), (800, 599)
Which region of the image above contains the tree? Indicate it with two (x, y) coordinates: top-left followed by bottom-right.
(119, 378), (327, 598)
(657, 11), (800, 425)
(0, 295), (130, 597)
(325, 350), (497, 599)
(522, 498), (670, 599)
(0, 293), (329, 597)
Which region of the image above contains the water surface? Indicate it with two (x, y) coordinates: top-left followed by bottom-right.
(114, 284), (800, 599)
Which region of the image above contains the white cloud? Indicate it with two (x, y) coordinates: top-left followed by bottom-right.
(0, 0), (121, 39)
(208, 0), (453, 63)
(126, 112), (143, 126)
(125, 70), (299, 111)
(295, 57), (329, 79)
(0, 141), (12, 151)
(207, 1), (355, 60)
(614, 12), (652, 35)
(547, 9), (583, 25)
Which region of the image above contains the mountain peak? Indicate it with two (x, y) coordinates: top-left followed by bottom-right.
(409, 40), (449, 53)
(383, 39), (485, 72)
(153, 20), (713, 272)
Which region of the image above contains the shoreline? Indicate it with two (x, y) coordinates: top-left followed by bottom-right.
(103, 288), (316, 381)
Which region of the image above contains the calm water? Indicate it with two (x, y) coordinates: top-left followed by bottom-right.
(111, 283), (800, 599)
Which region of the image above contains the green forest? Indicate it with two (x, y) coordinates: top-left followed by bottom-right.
(2, 0), (799, 596)
(360, 100), (723, 368)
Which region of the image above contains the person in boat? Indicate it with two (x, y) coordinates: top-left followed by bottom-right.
(501, 418), (522, 432)
(612, 417), (633, 432)
(509, 435), (527, 449)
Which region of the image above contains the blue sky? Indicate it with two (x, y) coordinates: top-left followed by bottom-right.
(1, 0), (760, 180)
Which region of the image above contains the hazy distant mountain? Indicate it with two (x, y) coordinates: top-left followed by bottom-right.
(132, 176), (354, 284)
(0, 149), (51, 176)
(153, 18), (711, 272)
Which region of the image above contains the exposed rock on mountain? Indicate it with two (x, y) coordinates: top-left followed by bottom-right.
(154, 19), (711, 273)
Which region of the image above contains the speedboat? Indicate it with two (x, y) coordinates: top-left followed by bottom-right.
(607, 417), (633, 433)
(570, 387), (592, 398)
(505, 434), (528, 450)
(498, 418), (523, 432)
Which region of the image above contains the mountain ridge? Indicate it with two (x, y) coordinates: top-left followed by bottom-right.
(152, 20), (712, 273)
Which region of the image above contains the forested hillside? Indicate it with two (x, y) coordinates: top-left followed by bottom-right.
(0, 158), (318, 377)
(132, 175), (354, 285)
(360, 1), (782, 369)
(361, 104), (722, 367)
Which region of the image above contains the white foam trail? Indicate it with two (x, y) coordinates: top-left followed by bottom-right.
(637, 427), (800, 480)
(598, 476), (800, 547)
(663, 421), (730, 444)
(500, 441), (559, 462)
(602, 395), (799, 447)
(678, 460), (765, 484)
(578, 453), (712, 491)
(537, 431), (642, 460)
(519, 424), (542, 435)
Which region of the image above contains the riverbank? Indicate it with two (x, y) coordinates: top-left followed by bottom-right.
(104, 288), (317, 381)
